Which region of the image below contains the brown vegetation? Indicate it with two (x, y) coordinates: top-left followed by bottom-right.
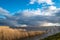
(0, 26), (45, 40)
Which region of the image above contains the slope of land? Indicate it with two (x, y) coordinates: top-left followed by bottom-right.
(0, 26), (45, 40)
(41, 32), (60, 40)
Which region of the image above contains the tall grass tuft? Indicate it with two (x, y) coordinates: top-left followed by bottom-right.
(0, 26), (45, 40)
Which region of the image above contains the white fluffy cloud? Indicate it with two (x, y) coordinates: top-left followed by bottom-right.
(0, 7), (10, 16)
(49, 6), (56, 10)
(0, 7), (12, 19)
(21, 6), (57, 17)
(29, 0), (54, 5)
(0, 7), (60, 27)
(22, 8), (41, 17)
(41, 22), (60, 26)
(14, 5), (60, 26)
(42, 6), (57, 16)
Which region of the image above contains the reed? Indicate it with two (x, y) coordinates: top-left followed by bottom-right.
(0, 26), (45, 40)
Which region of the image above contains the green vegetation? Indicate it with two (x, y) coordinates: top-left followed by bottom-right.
(41, 33), (60, 40)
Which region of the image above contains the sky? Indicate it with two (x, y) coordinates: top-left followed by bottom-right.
(0, 0), (60, 27)
(0, 0), (60, 13)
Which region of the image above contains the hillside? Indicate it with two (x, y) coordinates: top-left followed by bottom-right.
(41, 32), (60, 40)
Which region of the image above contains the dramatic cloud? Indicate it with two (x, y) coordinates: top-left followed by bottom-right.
(0, 7), (13, 20)
(13, 7), (60, 27)
(42, 6), (57, 16)
(29, 0), (54, 5)
(0, 7), (60, 27)
(0, 7), (9, 16)
(0, 7), (17, 26)
(21, 8), (41, 17)
(21, 6), (57, 16)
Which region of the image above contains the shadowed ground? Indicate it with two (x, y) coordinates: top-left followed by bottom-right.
(0, 26), (45, 40)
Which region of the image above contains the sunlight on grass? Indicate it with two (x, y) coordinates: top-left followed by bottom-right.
(0, 26), (45, 40)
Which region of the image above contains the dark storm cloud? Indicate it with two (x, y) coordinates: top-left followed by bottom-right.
(13, 11), (60, 26)
(0, 7), (60, 27)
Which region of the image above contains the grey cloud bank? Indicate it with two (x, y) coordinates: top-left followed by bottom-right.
(0, 7), (60, 27)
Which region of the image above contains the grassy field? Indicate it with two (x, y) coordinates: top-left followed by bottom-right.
(0, 26), (45, 40)
(41, 32), (60, 40)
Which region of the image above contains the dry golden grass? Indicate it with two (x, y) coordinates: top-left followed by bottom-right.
(0, 26), (9, 28)
(0, 26), (45, 40)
